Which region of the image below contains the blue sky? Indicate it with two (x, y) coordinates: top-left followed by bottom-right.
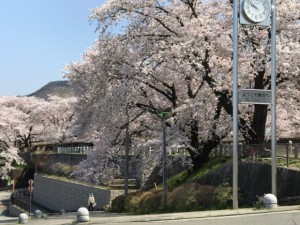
(0, 0), (107, 96)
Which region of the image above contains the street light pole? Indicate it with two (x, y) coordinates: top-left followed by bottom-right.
(124, 107), (129, 196)
(162, 113), (167, 209)
(158, 108), (171, 210)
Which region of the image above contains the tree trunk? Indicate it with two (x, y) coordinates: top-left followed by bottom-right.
(248, 69), (268, 144)
(249, 104), (268, 144)
(187, 120), (220, 169)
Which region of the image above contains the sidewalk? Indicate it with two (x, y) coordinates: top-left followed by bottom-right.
(13, 205), (300, 225)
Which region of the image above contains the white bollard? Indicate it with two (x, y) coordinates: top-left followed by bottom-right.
(77, 207), (89, 222)
(34, 209), (42, 219)
(263, 193), (278, 209)
(18, 213), (29, 224)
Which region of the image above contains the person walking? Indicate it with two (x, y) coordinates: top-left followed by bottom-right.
(88, 193), (96, 211)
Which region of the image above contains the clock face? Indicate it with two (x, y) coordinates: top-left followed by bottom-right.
(243, 0), (271, 23)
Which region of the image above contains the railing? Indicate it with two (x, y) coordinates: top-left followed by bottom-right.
(210, 142), (300, 167)
(106, 179), (138, 190)
(11, 189), (31, 212)
(57, 146), (93, 154)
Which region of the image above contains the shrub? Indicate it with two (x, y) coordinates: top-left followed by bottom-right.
(111, 195), (126, 212)
(213, 183), (232, 209)
(167, 182), (200, 211)
(61, 165), (73, 176)
(124, 192), (144, 212)
(43, 162), (79, 177)
(194, 185), (216, 209)
(254, 195), (265, 209)
(51, 163), (65, 175)
(138, 189), (163, 213)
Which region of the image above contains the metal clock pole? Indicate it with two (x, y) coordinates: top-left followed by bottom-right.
(233, 0), (275, 209)
(271, 0), (277, 196)
(232, 0), (239, 210)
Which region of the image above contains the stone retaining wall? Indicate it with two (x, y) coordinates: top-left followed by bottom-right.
(48, 154), (87, 166)
(33, 174), (123, 212)
(197, 162), (300, 204)
(9, 203), (24, 217)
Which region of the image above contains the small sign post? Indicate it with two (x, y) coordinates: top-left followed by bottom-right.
(28, 179), (34, 215)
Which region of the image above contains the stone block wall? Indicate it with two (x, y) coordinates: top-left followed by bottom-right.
(48, 154), (87, 166)
(33, 174), (123, 212)
(9, 202), (24, 217)
(197, 162), (300, 204)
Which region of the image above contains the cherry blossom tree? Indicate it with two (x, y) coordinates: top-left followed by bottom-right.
(0, 96), (45, 148)
(0, 97), (31, 178)
(71, 139), (122, 184)
(0, 95), (78, 178)
(37, 96), (78, 143)
(65, 0), (300, 175)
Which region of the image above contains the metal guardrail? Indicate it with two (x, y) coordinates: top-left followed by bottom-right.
(11, 189), (31, 212)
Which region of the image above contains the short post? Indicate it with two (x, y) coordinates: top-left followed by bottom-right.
(34, 210), (42, 219)
(263, 193), (278, 209)
(77, 207), (89, 223)
(18, 213), (28, 224)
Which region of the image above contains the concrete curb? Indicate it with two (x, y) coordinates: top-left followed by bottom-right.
(87, 205), (300, 224)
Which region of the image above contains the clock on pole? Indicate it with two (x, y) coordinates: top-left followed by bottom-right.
(240, 0), (271, 26)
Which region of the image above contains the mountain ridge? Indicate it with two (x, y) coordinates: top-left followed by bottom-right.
(28, 80), (76, 100)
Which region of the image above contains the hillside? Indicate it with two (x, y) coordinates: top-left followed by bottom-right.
(28, 80), (76, 100)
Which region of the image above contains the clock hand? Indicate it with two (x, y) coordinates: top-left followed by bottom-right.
(248, 0), (259, 10)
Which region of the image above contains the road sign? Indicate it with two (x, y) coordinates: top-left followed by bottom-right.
(238, 89), (271, 104)
(28, 179), (34, 193)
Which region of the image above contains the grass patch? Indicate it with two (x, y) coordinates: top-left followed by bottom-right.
(168, 157), (229, 188)
(110, 158), (233, 214)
